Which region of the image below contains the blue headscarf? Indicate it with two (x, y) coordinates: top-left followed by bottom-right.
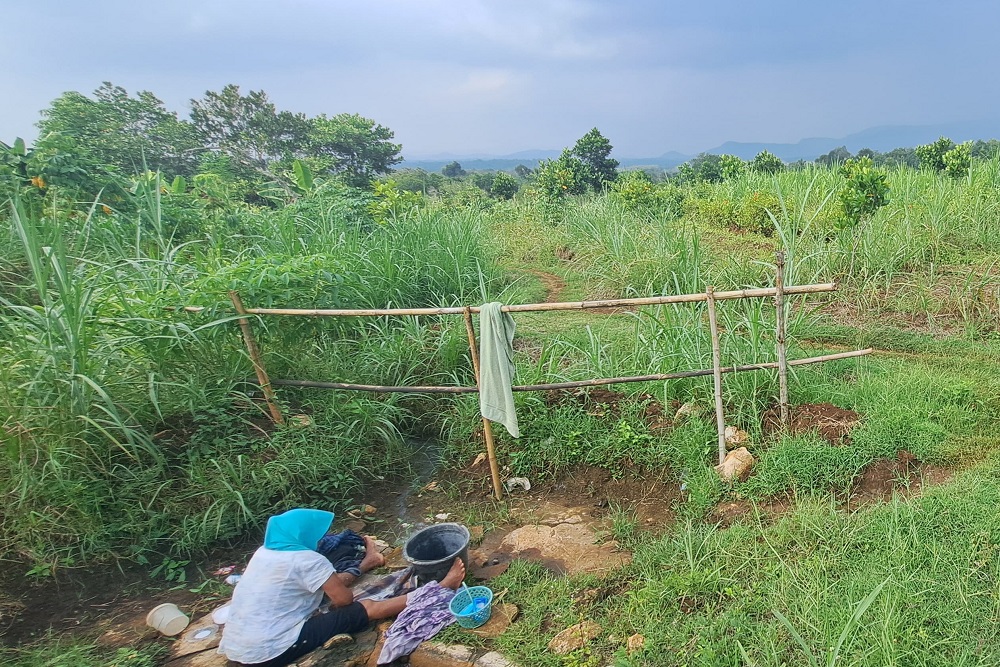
(263, 508), (334, 552)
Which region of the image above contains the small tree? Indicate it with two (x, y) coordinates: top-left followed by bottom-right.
(720, 154), (747, 180)
(489, 172), (519, 199)
(570, 127), (619, 190)
(678, 153), (724, 183)
(943, 142), (972, 179)
(838, 156), (889, 227)
(816, 146), (852, 168)
(441, 161), (466, 178)
(915, 137), (955, 172)
(514, 164), (533, 179)
(750, 150), (784, 174)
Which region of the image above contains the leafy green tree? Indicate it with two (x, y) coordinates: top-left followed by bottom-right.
(970, 139), (1000, 159)
(514, 164), (533, 179)
(306, 113), (401, 187)
(190, 84), (310, 183)
(535, 150), (590, 198)
(720, 154), (747, 180)
(943, 142), (972, 178)
(878, 147), (919, 168)
(394, 168), (443, 194)
(489, 172), (519, 199)
(815, 146), (852, 168)
(442, 161), (466, 178)
(856, 148), (879, 161)
(750, 150), (784, 174)
(570, 127), (618, 190)
(838, 156), (889, 227)
(915, 136), (955, 172)
(678, 153), (724, 183)
(37, 82), (201, 177)
(469, 172), (494, 192)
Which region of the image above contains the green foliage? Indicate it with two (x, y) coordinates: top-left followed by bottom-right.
(608, 170), (684, 216)
(442, 161), (466, 178)
(837, 156), (890, 227)
(943, 141), (972, 179)
(489, 172), (519, 199)
(750, 149), (784, 174)
(534, 150), (591, 201)
(915, 136), (956, 172)
(735, 190), (781, 235)
(369, 179), (424, 223)
(678, 153), (725, 183)
(38, 82), (201, 178)
(719, 154), (747, 180)
(570, 127), (619, 190)
(816, 145), (852, 168)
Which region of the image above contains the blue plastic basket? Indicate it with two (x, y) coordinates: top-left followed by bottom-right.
(449, 585), (494, 629)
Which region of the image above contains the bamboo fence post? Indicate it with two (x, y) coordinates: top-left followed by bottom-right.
(706, 286), (726, 465)
(775, 251), (790, 428)
(463, 307), (504, 501)
(230, 291), (285, 425)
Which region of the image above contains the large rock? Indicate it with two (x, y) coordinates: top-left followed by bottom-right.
(408, 642), (474, 667)
(548, 621), (602, 655)
(468, 603), (519, 639)
(714, 447), (754, 482)
(499, 523), (630, 576)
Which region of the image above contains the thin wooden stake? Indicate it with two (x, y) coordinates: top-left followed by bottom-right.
(463, 307), (504, 501)
(706, 286), (726, 465)
(230, 291), (285, 425)
(775, 251), (790, 428)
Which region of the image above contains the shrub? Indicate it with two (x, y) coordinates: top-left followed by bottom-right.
(943, 142), (972, 179)
(735, 191), (781, 235)
(838, 156), (889, 227)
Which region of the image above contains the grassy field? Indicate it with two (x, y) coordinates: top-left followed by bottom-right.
(2, 159), (999, 665)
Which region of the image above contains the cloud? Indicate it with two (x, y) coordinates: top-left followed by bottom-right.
(3, 1), (1000, 155)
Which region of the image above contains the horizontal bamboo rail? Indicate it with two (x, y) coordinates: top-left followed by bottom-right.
(265, 348), (872, 394)
(177, 283), (836, 318)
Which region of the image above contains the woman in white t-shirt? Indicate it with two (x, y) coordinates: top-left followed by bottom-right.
(218, 508), (464, 667)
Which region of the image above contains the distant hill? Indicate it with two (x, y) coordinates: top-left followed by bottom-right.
(704, 121), (1000, 162)
(399, 121), (1000, 173)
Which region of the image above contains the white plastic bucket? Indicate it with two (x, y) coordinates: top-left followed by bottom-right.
(146, 603), (190, 636)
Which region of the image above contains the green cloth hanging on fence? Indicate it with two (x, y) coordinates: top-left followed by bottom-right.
(478, 302), (519, 438)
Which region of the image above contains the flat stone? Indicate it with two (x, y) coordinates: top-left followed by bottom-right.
(500, 523), (631, 576)
(170, 612), (222, 659)
(467, 603), (519, 639)
(408, 642), (474, 667)
(548, 621), (602, 655)
(627, 633), (645, 653)
(474, 651), (521, 667)
(165, 649), (227, 667)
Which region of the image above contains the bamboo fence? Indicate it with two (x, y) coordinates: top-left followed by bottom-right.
(210, 254), (869, 500)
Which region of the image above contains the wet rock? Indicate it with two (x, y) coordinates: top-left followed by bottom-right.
(474, 651), (520, 667)
(468, 603), (519, 639)
(408, 642), (474, 667)
(548, 620), (602, 655)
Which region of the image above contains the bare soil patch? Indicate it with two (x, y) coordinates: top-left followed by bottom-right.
(764, 402), (862, 445)
(845, 449), (955, 509)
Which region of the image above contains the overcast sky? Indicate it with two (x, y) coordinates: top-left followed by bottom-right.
(3, 1), (998, 158)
